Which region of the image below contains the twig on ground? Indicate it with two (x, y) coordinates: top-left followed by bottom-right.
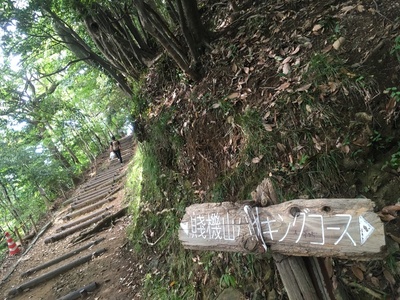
(143, 227), (168, 246)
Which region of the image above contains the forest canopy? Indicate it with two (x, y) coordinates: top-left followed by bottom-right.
(0, 0), (213, 233)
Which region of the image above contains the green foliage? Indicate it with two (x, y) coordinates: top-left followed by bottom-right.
(385, 249), (400, 274)
(382, 144), (400, 170)
(388, 151), (400, 169)
(126, 143), (199, 298)
(207, 109), (270, 202)
(0, 246), (7, 263)
(129, 81), (148, 117)
(0, 39), (130, 231)
(320, 16), (340, 33)
(238, 109), (272, 163)
(213, 98), (235, 116)
(384, 87), (400, 102)
(219, 272), (237, 288)
(289, 153), (310, 171)
(142, 271), (197, 300)
(125, 147), (144, 233)
(390, 35), (400, 61)
(306, 53), (342, 84)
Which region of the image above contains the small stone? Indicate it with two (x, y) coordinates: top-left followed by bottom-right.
(216, 287), (246, 300)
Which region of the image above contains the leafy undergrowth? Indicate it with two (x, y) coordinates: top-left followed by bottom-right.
(127, 1), (400, 299)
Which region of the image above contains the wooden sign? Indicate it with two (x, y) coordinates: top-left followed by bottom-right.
(178, 199), (386, 259)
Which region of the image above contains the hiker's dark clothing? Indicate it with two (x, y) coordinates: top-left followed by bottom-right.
(110, 139), (123, 163)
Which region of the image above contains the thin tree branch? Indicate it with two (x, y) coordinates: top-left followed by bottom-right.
(37, 57), (90, 78)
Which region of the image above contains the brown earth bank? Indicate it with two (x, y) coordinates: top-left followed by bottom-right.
(137, 0), (400, 298)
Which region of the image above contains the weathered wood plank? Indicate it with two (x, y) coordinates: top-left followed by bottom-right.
(8, 248), (107, 296)
(178, 199), (385, 259)
(57, 281), (99, 300)
(21, 238), (105, 277)
(253, 178), (339, 299)
(45, 212), (111, 244)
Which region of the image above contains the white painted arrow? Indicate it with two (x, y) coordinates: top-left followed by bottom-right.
(180, 222), (189, 235)
(359, 215), (375, 245)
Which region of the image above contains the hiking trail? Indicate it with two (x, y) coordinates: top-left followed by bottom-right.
(1, 135), (139, 300)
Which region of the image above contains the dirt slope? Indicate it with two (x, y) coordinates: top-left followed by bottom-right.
(137, 0), (400, 298)
(0, 135), (139, 300)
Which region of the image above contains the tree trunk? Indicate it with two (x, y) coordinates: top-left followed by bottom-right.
(84, 3), (152, 71)
(70, 127), (96, 162)
(80, 113), (106, 151)
(176, 0), (199, 62)
(35, 123), (72, 169)
(46, 8), (133, 95)
(165, 0), (180, 26)
(121, 4), (154, 53)
(135, 0), (200, 81)
(179, 0), (207, 48)
(0, 181), (26, 230)
(46, 122), (81, 165)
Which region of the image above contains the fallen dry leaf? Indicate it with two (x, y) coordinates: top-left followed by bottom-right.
(328, 81), (339, 92)
(383, 269), (395, 286)
(312, 24), (322, 32)
(385, 97), (397, 113)
(282, 56), (292, 64)
(296, 83), (312, 92)
(357, 4), (365, 12)
(322, 44), (333, 53)
(341, 144), (350, 154)
(263, 124), (274, 131)
(357, 263), (367, 272)
(278, 82), (290, 90)
(227, 92), (240, 99)
(282, 63), (291, 74)
(312, 136), (322, 151)
(387, 233), (400, 244)
(232, 63), (238, 73)
(351, 265), (364, 281)
(276, 143), (286, 152)
(291, 45), (301, 55)
(370, 276), (380, 287)
(333, 37), (345, 50)
(293, 145), (304, 151)
(252, 156), (263, 164)
(341, 5), (355, 14)
(379, 213), (397, 222)
(381, 204), (400, 214)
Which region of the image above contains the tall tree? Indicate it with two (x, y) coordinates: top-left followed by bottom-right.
(134, 0), (208, 80)
(47, 8), (134, 95)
